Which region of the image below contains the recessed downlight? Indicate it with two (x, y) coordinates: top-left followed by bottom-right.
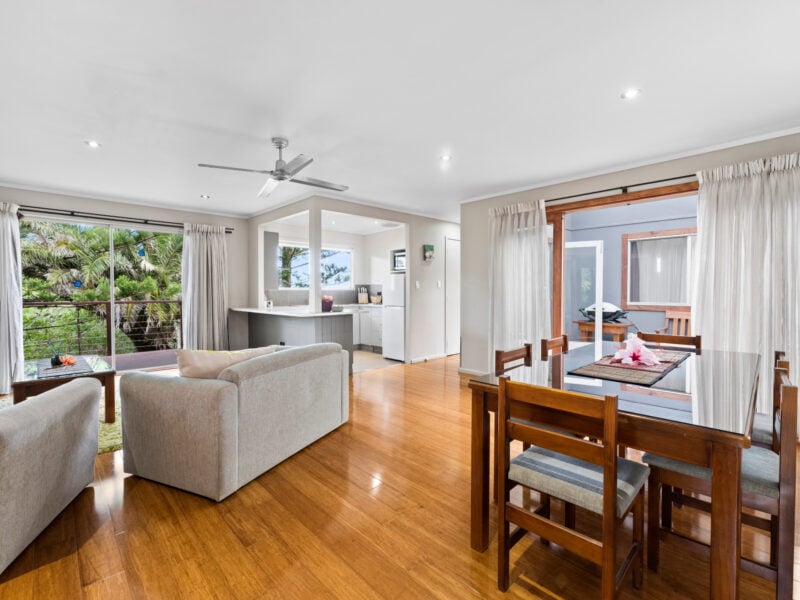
(84, 139), (101, 149)
(620, 88), (642, 100)
(440, 154), (452, 162)
(200, 194), (211, 199)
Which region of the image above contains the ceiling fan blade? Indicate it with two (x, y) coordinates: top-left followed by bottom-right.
(198, 163), (274, 175)
(258, 177), (281, 197)
(283, 154), (314, 177)
(291, 176), (349, 192)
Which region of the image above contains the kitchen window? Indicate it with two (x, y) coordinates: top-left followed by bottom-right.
(277, 244), (353, 289)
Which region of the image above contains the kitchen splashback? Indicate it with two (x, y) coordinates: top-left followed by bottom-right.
(265, 286), (381, 307)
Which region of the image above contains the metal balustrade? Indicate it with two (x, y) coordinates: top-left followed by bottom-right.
(23, 300), (182, 369)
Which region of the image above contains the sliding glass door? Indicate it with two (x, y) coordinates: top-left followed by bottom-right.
(563, 240), (603, 355)
(20, 219), (183, 370)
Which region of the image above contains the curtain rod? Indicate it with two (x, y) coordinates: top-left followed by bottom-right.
(543, 173), (697, 205)
(17, 205), (235, 234)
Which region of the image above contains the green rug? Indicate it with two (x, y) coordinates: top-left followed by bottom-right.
(0, 396), (121, 455)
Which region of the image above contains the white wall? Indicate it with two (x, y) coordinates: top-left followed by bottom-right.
(0, 186), (251, 348)
(364, 227), (405, 284)
(249, 196), (460, 363)
(460, 132), (800, 374)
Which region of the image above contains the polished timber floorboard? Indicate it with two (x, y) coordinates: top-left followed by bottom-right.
(0, 356), (796, 598)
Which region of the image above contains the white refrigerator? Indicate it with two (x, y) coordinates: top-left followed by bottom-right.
(382, 273), (405, 361)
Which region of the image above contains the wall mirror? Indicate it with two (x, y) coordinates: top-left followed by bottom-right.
(621, 227), (696, 310)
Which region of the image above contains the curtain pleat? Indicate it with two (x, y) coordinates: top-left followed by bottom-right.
(488, 200), (551, 362)
(0, 203), (24, 393)
(182, 224), (229, 350)
(693, 152), (800, 414)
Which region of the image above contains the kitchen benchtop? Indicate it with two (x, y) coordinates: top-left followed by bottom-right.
(231, 307), (353, 318)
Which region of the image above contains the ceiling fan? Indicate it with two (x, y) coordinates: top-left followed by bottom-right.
(198, 136), (348, 197)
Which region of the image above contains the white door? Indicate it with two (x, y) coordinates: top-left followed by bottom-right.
(445, 238), (461, 356)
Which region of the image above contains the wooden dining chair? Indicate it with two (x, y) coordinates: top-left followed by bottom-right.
(656, 310), (692, 336)
(643, 366), (797, 599)
(539, 334), (568, 361)
(637, 331), (701, 351)
(494, 343), (532, 375)
(497, 378), (648, 598)
(752, 351), (790, 448)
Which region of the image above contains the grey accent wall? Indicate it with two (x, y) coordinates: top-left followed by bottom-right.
(564, 195), (696, 340)
(263, 231), (279, 295)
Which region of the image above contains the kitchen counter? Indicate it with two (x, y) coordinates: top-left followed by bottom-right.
(229, 307), (353, 372)
(231, 307), (353, 318)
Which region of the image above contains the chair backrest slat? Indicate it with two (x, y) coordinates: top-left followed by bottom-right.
(540, 335), (569, 361)
(637, 331), (701, 351)
(507, 420), (605, 465)
(663, 310), (692, 336)
(495, 343), (532, 374)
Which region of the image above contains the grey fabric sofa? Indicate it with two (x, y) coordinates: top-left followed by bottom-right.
(120, 343), (349, 501)
(0, 378), (100, 575)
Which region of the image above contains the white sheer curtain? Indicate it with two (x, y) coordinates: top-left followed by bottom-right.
(633, 236), (688, 304)
(489, 200), (551, 361)
(692, 153), (800, 412)
(182, 224), (229, 350)
(0, 203), (24, 394)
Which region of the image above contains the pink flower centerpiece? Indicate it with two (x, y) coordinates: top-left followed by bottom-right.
(612, 337), (660, 366)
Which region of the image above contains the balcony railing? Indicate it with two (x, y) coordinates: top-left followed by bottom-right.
(22, 300), (182, 369)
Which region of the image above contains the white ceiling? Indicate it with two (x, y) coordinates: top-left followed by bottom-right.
(1, 1), (799, 223)
(275, 210), (402, 236)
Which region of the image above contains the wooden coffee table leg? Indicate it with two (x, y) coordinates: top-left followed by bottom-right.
(104, 374), (116, 423)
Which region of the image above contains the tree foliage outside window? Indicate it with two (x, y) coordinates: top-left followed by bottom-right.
(20, 220), (183, 358)
(278, 245), (352, 289)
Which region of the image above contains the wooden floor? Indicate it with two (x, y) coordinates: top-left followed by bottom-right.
(0, 356), (796, 599)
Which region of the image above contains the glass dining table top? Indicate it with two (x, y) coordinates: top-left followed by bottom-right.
(470, 341), (760, 437)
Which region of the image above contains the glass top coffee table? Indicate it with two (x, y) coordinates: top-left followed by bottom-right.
(13, 355), (117, 423)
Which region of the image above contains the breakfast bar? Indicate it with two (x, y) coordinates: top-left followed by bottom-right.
(230, 307), (354, 372)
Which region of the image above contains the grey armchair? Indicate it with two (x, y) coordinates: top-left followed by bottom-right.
(0, 378), (100, 574)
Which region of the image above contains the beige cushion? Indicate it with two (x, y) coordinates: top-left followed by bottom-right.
(176, 346), (277, 379)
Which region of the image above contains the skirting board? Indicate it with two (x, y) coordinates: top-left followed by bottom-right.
(458, 367), (487, 375)
(409, 353), (447, 364)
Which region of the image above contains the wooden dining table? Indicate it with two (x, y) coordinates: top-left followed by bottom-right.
(468, 341), (760, 600)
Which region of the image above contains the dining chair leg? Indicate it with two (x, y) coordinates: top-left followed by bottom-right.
(633, 493), (645, 589)
(647, 472), (661, 571)
(564, 501), (576, 529)
(539, 493), (551, 546)
(660, 484), (673, 529)
(776, 507), (794, 599)
(498, 506), (510, 591)
(770, 515), (778, 567)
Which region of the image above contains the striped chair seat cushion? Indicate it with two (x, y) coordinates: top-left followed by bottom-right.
(509, 447), (649, 518)
(642, 445), (779, 499)
(751, 411), (774, 446)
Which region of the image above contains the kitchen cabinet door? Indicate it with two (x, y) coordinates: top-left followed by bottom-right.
(351, 310), (360, 345)
(358, 308), (375, 346)
(370, 307), (383, 346)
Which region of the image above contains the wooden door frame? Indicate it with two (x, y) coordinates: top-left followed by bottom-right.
(546, 181), (699, 336)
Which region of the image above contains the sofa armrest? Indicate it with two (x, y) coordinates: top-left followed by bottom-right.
(218, 343), (349, 487)
(120, 372), (239, 501)
(0, 378), (100, 574)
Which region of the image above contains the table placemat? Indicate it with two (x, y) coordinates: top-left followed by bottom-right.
(37, 356), (94, 379)
(568, 350), (690, 386)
